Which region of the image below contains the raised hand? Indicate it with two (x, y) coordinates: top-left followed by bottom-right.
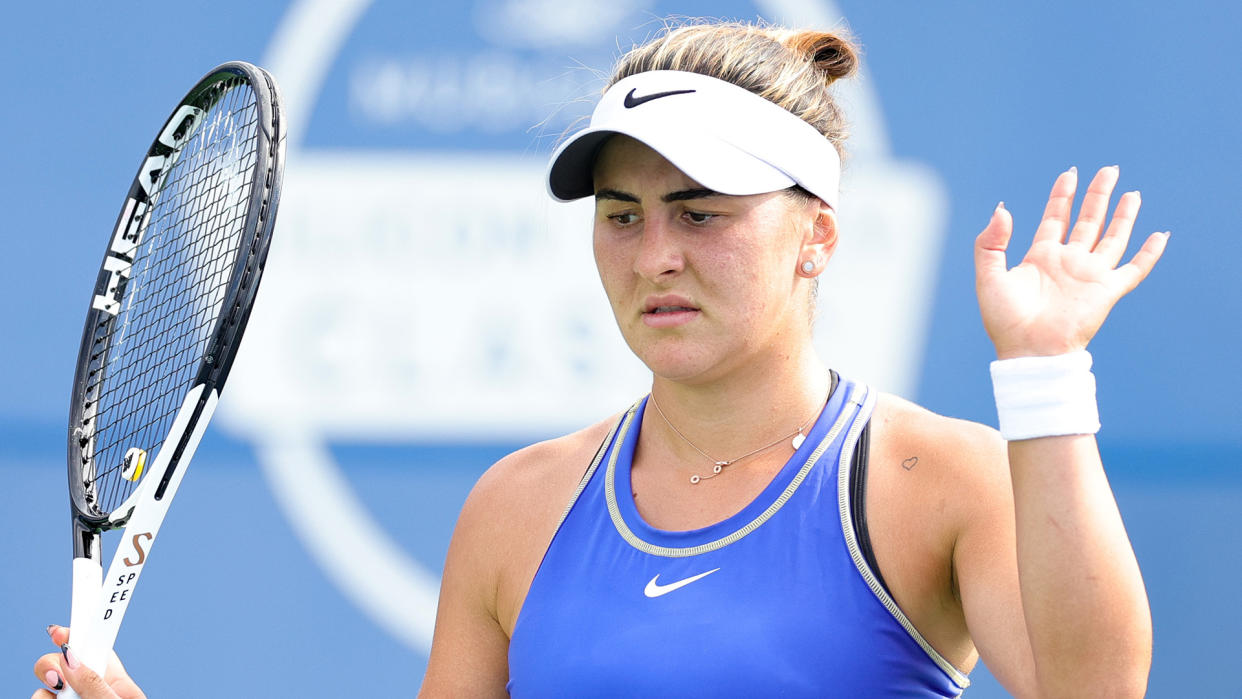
(974, 166), (1169, 360)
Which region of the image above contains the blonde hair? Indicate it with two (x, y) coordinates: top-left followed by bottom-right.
(608, 21), (860, 162)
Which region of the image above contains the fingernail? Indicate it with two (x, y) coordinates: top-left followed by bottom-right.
(996, 201), (1005, 211)
(46, 623), (56, 637)
(61, 643), (80, 670)
(1068, 166), (1077, 174)
(45, 669), (64, 691)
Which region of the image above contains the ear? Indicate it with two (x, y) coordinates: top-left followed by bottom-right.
(798, 201), (839, 274)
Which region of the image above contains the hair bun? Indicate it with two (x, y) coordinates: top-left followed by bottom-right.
(784, 31), (859, 83)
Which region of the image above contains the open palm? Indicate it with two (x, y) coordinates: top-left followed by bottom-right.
(975, 166), (1169, 360)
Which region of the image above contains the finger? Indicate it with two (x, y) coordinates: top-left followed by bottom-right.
(48, 624), (71, 647)
(39, 666), (66, 694)
(1113, 231), (1170, 295)
(31, 690), (57, 699)
(1032, 167), (1078, 245)
(975, 202), (1013, 283)
(104, 649), (144, 697)
(1067, 165), (1120, 247)
(1094, 190), (1142, 266)
(60, 644), (121, 699)
(32, 651), (66, 687)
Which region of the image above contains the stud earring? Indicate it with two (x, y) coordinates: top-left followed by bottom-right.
(800, 260), (815, 274)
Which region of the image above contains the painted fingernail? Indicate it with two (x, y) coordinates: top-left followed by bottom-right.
(45, 669), (64, 691)
(61, 643), (81, 670)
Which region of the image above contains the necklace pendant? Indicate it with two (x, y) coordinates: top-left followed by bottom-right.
(791, 432), (806, 450)
(712, 463), (724, 474)
(689, 474), (701, 484)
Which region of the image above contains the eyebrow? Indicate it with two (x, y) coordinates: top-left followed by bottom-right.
(594, 187), (723, 204)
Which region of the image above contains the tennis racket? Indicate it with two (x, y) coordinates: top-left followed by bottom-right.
(62, 61), (284, 695)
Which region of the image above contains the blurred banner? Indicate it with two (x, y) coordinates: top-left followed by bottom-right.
(3, 1), (1239, 697)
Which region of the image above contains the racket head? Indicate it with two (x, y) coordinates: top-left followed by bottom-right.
(66, 61), (284, 529)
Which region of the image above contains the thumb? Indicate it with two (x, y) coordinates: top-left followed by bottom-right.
(974, 201), (1013, 284)
(60, 645), (120, 699)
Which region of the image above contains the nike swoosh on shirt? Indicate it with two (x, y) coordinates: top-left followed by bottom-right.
(623, 87), (696, 108)
(643, 568), (721, 598)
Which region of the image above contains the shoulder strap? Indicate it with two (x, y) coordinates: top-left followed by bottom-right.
(848, 420), (891, 596)
(553, 408), (628, 532)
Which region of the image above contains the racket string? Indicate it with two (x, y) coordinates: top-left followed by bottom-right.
(83, 78), (264, 513)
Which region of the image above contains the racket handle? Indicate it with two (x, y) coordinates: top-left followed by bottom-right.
(63, 558), (110, 698)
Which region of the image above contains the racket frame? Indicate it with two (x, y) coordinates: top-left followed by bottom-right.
(62, 60), (284, 686)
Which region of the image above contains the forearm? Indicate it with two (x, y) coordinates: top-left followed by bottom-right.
(1009, 434), (1151, 696)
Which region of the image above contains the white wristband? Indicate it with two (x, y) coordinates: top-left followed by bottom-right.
(990, 350), (1100, 441)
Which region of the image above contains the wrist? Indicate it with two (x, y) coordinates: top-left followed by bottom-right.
(993, 340), (1088, 362)
(990, 350), (1100, 441)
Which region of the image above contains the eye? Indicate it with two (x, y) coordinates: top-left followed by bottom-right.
(684, 210), (717, 225)
(608, 212), (639, 226)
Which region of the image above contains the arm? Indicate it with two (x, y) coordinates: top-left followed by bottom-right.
(966, 166), (1165, 696)
(951, 424), (1148, 697)
(1007, 434), (1150, 695)
(419, 467), (514, 697)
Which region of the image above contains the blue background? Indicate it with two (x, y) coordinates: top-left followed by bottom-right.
(3, 1), (1239, 696)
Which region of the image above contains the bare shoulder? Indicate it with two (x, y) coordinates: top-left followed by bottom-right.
(866, 391), (1007, 558)
(453, 413), (621, 634)
(464, 414), (617, 529)
(871, 392), (1006, 483)
(869, 391), (1014, 540)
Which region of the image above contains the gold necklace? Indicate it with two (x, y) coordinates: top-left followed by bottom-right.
(648, 389), (827, 484)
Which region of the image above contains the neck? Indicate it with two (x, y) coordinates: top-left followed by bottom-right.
(645, 348), (833, 467)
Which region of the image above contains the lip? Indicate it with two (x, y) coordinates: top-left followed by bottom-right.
(643, 294), (697, 313)
(641, 294), (700, 328)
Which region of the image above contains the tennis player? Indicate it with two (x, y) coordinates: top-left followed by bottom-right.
(418, 22), (1162, 697)
(33, 20), (1164, 699)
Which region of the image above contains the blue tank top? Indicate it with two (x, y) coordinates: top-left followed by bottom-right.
(507, 377), (970, 696)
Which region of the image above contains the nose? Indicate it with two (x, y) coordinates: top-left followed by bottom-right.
(633, 216), (684, 283)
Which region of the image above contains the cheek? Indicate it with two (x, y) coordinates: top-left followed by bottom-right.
(719, 240), (785, 297)
(592, 231), (629, 300)
(719, 234), (800, 319)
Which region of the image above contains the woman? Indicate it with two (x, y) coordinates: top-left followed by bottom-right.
(33, 21), (1164, 698)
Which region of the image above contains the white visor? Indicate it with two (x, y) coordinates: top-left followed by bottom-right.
(547, 70), (841, 210)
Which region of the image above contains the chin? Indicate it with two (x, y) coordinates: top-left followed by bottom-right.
(621, 324), (746, 384)
(635, 347), (730, 385)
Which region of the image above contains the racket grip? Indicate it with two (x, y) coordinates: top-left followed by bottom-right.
(63, 558), (110, 698)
